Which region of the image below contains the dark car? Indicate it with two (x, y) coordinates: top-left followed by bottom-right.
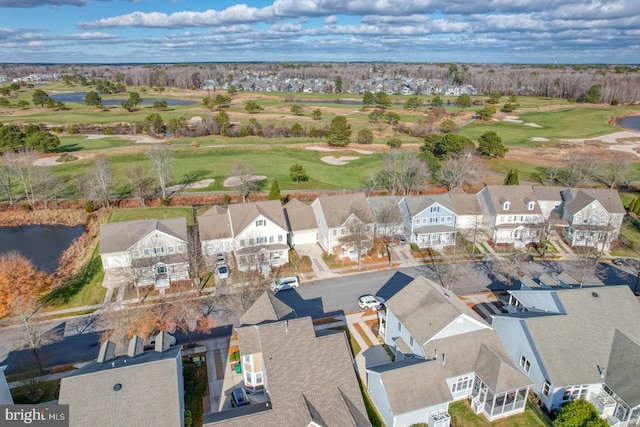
(231, 387), (250, 408)
(613, 258), (626, 266)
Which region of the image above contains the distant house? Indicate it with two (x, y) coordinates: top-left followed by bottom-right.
(399, 195), (457, 249)
(58, 334), (185, 427)
(99, 218), (190, 288)
(368, 276), (531, 426)
(493, 286), (640, 426)
(560, 188), (625, 250)
(204, 302), (371, 426)
(311, 193), (375, 258)
(477, 185), (544, 247)
(283, 198), (319, 246)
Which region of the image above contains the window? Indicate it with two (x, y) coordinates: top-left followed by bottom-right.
(528, 201), (535, 210)
(446, 217), (452, 223)
(503, 201), (511, 211)
(431, 206), (439, 213)
(154, 246), (164, 254)
(440, 217), (445, 223)
(157, 265), (167, 274)
(239, 239), (245, 248)
(451, 376), (472, 393)
(167, 245), (174, 254)
(132, 250), (140, 258)
(278, 235), (283, 243)
(430, 217), (438, 224)
(519, 355), (531, 373)
(177, 244), (186, 252)
(542, 381), (551, 396)
(340, 228), (346, 235)
(269, 236), (274, 243)
(257, 237), (265, 244)
(415, 218), (420, 225)
(255, 372), (263, 385)
(409, 336), (414, 347)
(332, 229), (337, 236)
(397, 323), (402, 332)
(143, 248), (151, 256)
(256, 220), (266, 226)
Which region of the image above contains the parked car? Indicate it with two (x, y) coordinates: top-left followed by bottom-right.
(231, 387), (250, 408)
(270, 276), (300, 292)
(357, 294), (385, 310)
(394, 235), (407, 245)
(217, 264), (229, 279)
(612, 258), (626, 266)
(215, 253), (226, 265)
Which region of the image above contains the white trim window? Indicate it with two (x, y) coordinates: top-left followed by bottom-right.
(451, 375), (472, 393)
(519, 354), (531, 373)
(542, 380), (551, 396)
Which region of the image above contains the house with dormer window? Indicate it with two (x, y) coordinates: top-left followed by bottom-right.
(477, 185), (544, 247)
(398, 195), (457, 249)
(493, 285), (640, 426)
(367, 276), (531, 427)
(560, 188), (625, 250)
(99, 218), (190, 289)
(311, 193), (375, 258)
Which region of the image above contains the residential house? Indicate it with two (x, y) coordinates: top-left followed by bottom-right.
(368, 196), (406, 238)
(198, 201), (289, 271)
(311, 193), (375, 258)
(204, 311), (371, 426)
(477, 185), (544, 247)
(561, 188), (625, 250)
(99, 218), (190, 288)
(0, 365), (12, 404)
(448, 188), (483, 230)
(283, 198), (318, 246)
(58, 334), (185, 427)
(493, 285), (640, 426)
(399, 195), (457, 249)
(368, 276), (531, 426)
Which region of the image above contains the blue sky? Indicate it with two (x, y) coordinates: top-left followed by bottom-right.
(1, 0), (639, 63)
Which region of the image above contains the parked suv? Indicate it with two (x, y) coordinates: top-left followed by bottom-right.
(270, 276), (300, 292)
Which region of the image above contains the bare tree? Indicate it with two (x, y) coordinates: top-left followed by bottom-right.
(229, 162), (260, 203)
(372, 200), (405, 266)
(339, 211), (373, 271)
(0, 157), (16, 204)
(6, 149), (38, 206)
(540, 166), (561, 186)
(146, 144), (174, 200)
(371, 151), (429, 195)
(85, 156), (116, 208)
(33, 166), (65, 208)
(600, 153), (635, 189)
(560, 154), (600, 188)
(124, 166), (155, 206)
(437, 152), (481, 190)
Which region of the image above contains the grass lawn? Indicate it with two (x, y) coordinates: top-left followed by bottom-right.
(108, 206), (195, 225)
(11, 379), (60, 404)
(56, 135), (136, 152)
(44, 246), (106, 310)
(449, 399), (552, 427)
(611, 219), (640, 257)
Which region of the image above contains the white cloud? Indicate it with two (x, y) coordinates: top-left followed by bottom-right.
(324, 15), (338, 25)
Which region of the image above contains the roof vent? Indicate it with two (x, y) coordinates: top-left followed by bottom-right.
(113, 383), (122, 392)
(592, 292), (599, 298)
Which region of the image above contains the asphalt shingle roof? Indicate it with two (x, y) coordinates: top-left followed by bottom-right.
(228, 200), (288, 236)
(314, 193), (375, 228)
(99, 218), (188, 254)
(283, 198), (318, 231)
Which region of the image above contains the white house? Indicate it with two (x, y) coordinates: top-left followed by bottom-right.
(561, 188), (625, 250)
(448, 188), (483, 230)
(367, 276), (531, 427)
(99, 218), (190, 288)
(477, 185), (544, 247)
(283, 198), (318, 246)
(198, 205), (233, 257)
(367, 196), (406, 238)
(492, 285), (640, 426)
(311, 193), (375, 258)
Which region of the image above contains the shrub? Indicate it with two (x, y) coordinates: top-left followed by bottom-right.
(84, 200), (95, 213)
(190, 140), (198, 148)
(387, 138), (402, 149)
(357, 129), (373, 144)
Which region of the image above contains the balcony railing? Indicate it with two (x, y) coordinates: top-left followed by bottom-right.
(589, 391), (616, 418)
(430, 409), (451, 427)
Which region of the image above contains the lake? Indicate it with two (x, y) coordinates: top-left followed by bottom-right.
(0, 225), (84, 274)
(619, 115), (640, 131)
(50, 92), (198, 106)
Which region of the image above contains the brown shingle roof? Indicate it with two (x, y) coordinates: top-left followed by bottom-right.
(283, 198), (318, 231)
(198, 206), (232, 240)
(314, 193), (375, 228)
(228, 200), (287, 235)
(449, 188), (483, 216)
(99, 218), (188, 254)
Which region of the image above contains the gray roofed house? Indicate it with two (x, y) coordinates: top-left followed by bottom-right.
(283, 198), (319, 246)
(448, 187), (483, 230)
(204, 317), (371, 427)
(58, 342), (184, 427)
(367, 196), (405, 238)
(198, 206), (234, 258)
(228, 200), (288, 236)
(99, 218), (190, 288)
(239, 291), (296, 326)
(311, 193), (375, 257)
(398, 195), (458, 249)
(368, 276), (531, 426)
(560, 187), (625, 250)
(493, 285), (640, 423)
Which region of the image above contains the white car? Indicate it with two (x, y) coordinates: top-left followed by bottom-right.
(357, 294), (385, 310)
(270, 276), (300, 292)
(217, 264), (229, 279)
(215, 253), (226, 265)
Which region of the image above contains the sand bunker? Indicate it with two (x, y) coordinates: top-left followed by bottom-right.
(524, 123), (543, 128)
(224, 175), (267, 187)
(306, 146), (373, 155)
(531, 137), (549, 142)
(321, 156), (360, 165)
(84, 134), (163, 143)
(34, 155), (83, 166)
(167, 179), (214, 191)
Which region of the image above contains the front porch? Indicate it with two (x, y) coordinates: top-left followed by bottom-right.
(234, 244), (289, 272)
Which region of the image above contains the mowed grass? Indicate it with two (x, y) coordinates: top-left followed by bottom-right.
(448, 400), (551, 427)
(108, 207), (195, 225)
(49, 145), (382, 191)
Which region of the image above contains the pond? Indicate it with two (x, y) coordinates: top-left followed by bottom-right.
(50, 92), (198, 106)
(0, 225), (84, 274)
(619, 115), (640, 131)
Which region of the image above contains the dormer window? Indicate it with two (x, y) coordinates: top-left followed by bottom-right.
(528, 201), (535, 211)
(503, 201), (511, 211)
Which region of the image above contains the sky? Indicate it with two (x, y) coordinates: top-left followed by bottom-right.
(0, 0), (639, 64)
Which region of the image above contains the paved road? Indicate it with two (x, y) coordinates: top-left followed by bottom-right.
(0, 260), (636, 375)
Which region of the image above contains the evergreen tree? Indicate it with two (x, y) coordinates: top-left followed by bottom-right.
(504, 169), (519, 185)
(478, 131), (507, 157)
(268, 179), (282, 203)
(326, 115), (351, 146)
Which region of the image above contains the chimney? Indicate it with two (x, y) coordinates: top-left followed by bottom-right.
(442, 353), (446, 365)
(128, 336), (144, 358)
(434, 349), (437, 360)
(285, 320), (288, 333)
(155, 332), (171, 353)
(97, 341), (116, 364)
